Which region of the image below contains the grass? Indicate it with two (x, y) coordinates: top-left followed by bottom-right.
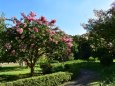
(0, 66), (29, 75)
(0, 65), (41, 83)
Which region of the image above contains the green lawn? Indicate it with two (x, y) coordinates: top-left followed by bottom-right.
(0, 67), (29, 75)
(0, 66), (41, 83)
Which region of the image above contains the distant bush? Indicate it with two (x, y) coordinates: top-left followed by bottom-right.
(0, 72), (72, 86)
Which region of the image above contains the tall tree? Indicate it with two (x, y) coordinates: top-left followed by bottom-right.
(82, 2), (115, 65)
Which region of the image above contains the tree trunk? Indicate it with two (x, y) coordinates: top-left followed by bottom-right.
(30, 65), (34, 76)
(24, 59), (35, 76)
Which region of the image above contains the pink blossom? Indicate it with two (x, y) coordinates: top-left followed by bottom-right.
(49, 19), (56, 25)
(66, 38), (73, 42)
(47, 29), (56, 36)
(11, 50), (16, 55)
(33, 27), (39, 32)
(40, 16), (46, 23)
(36, 20), (42, 25)
(4, 43), (12, 49)
(27, 16), (34, 22)
(67, 43), (73, 48)
(16, 21), (22, 26)
(62, 36), (73, 43)
(23, 23), (27, 27)
(29, 11), (36, 17)
(16, 28), (23, 34)
(45, 21), (49, 26)
(50, 31), (56, 36)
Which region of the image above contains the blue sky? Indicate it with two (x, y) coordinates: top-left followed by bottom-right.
(0, 0), (114, 35)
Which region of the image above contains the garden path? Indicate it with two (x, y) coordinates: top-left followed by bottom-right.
(62, 69), (100, 86)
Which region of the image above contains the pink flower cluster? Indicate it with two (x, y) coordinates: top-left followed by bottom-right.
(16, 28), (23, 34)
(21, 11), (36, 22)
(11, 50), (16, 55)
(21, 12), (56, 26)
(10, 11), (57, 35)
(33, 27), (39, 33)
(19, 44), (26, 52)
(4, 43), (12, 49)
(47, 29), (56, 36)
(49, 20), (56, 26)
(62, 36), (73, 48)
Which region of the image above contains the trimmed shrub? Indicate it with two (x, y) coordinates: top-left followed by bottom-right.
(52, 60), (81, 79)
(52, 63), (65, 72)
(0, 72), (72, 86)
(40, 63), (52, 74)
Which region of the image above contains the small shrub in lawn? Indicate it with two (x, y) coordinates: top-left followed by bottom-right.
(0, 72), (72, 86)
(40, 63), (52, 74)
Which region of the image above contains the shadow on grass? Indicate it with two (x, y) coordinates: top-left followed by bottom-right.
(0, 75), (20, 83)
(0, 73), (42, 83)
(0, 66), (26, 72)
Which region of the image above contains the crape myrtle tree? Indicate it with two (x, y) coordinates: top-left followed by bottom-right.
(82, 2), (115, 65)
(1, 12), (73, 76)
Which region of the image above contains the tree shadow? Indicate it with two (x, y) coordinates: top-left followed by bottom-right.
(0, 66), (26, 72)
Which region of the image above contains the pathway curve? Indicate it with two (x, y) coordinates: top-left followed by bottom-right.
(62, 69), (100, 86)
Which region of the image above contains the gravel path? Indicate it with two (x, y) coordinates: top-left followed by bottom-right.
(62, 69), (100, 86)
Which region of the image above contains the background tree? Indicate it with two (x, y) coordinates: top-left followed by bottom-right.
(82, 2), (115, 65)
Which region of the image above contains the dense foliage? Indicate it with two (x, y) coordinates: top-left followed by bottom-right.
(82, 2), (115, 65)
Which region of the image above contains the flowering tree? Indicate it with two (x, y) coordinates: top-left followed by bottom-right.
(1, 12), (73, 76)
(45, 30), (73, 61)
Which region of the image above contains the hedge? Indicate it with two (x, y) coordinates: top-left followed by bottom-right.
(0, 72), (72, 86)
(51, 60), (81, 78)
